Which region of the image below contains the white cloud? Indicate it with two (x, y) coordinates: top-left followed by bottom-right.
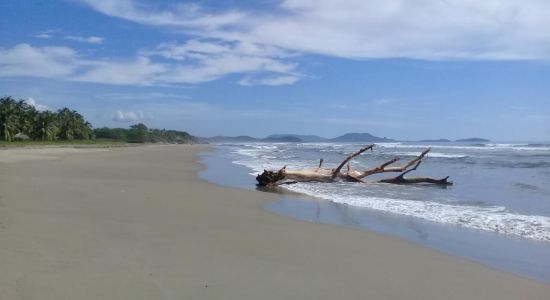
(25, 97), (50, 111)
(149, 40), (300, 85)
(13, 0), (548, 87)
(238, 75), (300, 86)
(0, 44), (79, 78)
(113, 110), (147, 122)
(34, 33), (53, 39)
(149, 39), (290, 61)
(0, 42), (300, 86)
(77, 0), (550, 60)
(76, 0), (246, 29)
(75, 56), (167, 85)
(33, 30), (104, 44)
(65, 35), (104, 44)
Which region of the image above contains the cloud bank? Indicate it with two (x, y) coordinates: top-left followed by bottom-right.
(0, 44), (79, 78)
(0, 41), (300, 86)
(65, 35), (104, 44)
(3, 0), (550, 88)
(113, 110), (147, 122)
(78, 0), (550, 60)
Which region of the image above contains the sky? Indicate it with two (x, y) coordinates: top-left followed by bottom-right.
(1, 0), (549, 141)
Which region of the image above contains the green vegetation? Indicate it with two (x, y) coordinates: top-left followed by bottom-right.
(1, 96), (196, 145)
(94, 124), (196, 144)
(1, 96), (91, 142)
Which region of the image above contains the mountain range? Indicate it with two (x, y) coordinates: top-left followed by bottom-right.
(202, 132), (394, 143)
(201, 133), (490, 143)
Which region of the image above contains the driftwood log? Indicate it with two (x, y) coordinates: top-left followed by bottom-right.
(256, 144), (452, 186)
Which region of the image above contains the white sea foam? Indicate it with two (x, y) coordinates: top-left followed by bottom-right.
(377, 143), (550, 151)
(227, 141), (550, 241)
(376, 142), (403, 147)
(233, 160), (285, 175)
(392, 152), (468, 158)
(231, 143), (550, 242)
(486, 143), (528, 147)
(232, 146), (310, 175)
(284, 183), (550, 242)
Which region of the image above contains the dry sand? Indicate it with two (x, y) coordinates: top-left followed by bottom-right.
(0, 145), (548, 299)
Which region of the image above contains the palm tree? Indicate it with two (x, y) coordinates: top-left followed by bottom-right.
(0, 96), (41, 141)
(0, 96), (20, 141)
(1, 96), (94, 142)
(33, 111), (59, 141)
(57, 108), (92, 140)
(57, 108), (75, 140)
(2, 114), (19, 141)
(16, 99), (37, 136)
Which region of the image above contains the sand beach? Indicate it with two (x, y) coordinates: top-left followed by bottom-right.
(0, 145), (548, 299)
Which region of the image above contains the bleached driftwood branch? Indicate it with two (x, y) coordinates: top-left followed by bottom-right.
(256, 145), (452, 187)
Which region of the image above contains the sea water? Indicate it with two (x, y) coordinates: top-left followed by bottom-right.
(199, 142), (550, 281)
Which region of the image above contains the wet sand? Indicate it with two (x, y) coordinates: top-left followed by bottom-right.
(0, 145), (548, 299)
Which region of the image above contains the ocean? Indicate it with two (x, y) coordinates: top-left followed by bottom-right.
(199, 142), (550, 281)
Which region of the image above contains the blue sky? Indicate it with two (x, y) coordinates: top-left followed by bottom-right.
(1, 0), (549, 141)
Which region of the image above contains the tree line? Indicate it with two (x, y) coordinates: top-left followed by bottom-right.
(1, 96), (196, 144)
(94, 124), (196, 143)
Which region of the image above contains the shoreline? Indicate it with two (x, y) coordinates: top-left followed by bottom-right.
(1, 145), (548, 299)
(200, 144), (550, 282)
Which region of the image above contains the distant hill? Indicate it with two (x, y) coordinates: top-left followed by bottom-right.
(266, 134), (327, 142)
(417, 139), (451, 142)
(201, 134), (492, 144)
(202, 132), (398, 143)
(330, 133), (396, 142)
(455, 138), (490, 142)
